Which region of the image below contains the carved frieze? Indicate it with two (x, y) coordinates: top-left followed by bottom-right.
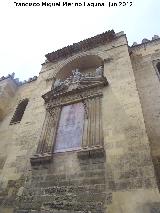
(46, 87), (103, 111)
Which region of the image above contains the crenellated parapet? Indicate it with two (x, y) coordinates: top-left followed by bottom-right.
(131, 34), (160, 48)
(0, 72), (38, 86)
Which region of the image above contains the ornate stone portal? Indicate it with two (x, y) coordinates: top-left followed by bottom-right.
(11, 64), (108, 211)
(30, 66), (108, 165)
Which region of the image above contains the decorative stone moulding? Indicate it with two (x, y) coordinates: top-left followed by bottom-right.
(30, 66), (108, 166)
(77, 146), (106, 160)
(30, 153), (52, 166)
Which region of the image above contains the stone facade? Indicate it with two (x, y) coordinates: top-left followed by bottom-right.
(0, 30), (160, 213)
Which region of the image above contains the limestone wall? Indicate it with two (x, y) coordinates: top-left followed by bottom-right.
(0, 79), (18, 120)
(131, 39), (160, 191)
(102, 38), (160, 212)
(0, 35), (159, 213)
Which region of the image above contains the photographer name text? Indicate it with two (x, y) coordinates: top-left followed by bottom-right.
(13, 1), (133, 7)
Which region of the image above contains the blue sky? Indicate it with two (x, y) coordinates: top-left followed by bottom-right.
(0, 0), (160, 80)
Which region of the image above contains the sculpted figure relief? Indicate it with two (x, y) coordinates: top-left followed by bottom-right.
(53, 79), (62, 89)
(53, 66), (104, 93)
(96, 65), (103, 76)
(72, 68), (83, 82)
(53, 79), (67, 92)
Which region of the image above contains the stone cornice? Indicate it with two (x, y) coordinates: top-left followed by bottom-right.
(45, 30), (116, 62)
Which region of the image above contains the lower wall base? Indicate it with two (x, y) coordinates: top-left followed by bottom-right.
(107, 189), (160, 213)
(0, 151), (160, 213)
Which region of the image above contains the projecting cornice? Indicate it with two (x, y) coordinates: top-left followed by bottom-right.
(45, 30), (116, 62)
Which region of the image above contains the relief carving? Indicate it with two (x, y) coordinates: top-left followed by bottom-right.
(46, 88), (103, 109)
(43, 66), (107, 103)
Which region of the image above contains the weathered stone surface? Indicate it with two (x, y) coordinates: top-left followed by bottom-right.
(0, 32), (160, 213)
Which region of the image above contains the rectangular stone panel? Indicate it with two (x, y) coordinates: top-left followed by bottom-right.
(54, 102), (84, 153)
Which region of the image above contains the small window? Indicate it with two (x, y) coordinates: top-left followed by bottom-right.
(157, 62), (160, 75)
(10, 99), (29, 124)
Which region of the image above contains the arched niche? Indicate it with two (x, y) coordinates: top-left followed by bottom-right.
(55, 55), (104, 81)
